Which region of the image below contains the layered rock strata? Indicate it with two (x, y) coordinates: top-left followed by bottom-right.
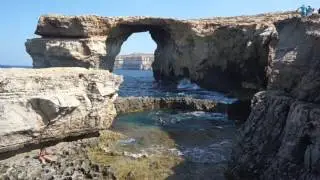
(228, 16), (320, 179)
(0, 68), (122, 154)
(26, 12), (299, 96)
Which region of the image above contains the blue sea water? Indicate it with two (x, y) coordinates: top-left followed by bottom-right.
(112, 109), (235, 179)
(112, 70), (236, 179)
(114, 69), (237, 104)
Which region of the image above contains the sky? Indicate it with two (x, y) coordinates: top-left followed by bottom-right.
(0, 0), (318, 66)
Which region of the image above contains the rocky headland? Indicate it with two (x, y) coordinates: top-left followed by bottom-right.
(0, 11), (319, 180)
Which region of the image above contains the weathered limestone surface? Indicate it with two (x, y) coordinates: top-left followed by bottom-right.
(26, 12), (299, 97)
(0, 68), (122, 153)
(26, 38), (107, 69)
(228, 16), (320, 179)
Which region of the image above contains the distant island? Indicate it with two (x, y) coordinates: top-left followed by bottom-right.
(114, 53), (154, 70)
(0, 65), (31, 68)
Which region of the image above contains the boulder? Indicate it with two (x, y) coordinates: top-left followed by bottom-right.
(0, 68), (122, 153)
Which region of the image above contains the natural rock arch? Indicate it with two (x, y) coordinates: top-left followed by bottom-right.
(25, 13), (297, 97)
(101, 23), (176, 78)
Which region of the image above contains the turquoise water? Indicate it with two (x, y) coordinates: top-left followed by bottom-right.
(114, 70), (237, 104)
(112, 70), (237, 179)
(111, 110), (236, 179)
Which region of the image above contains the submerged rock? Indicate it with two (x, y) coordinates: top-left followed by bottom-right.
(114, 96), (253, 123)
(0, 68), (122, 154)
(114, 96), (224, 114)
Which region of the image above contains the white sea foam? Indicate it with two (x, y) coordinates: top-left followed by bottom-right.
(177, 78), (200, 90)
(181, 140), (233, 163)
(118, 138), (136, 145)
(123, 151), (148, 159)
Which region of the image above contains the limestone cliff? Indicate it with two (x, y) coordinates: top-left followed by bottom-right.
(0, 68), (122, 153)
(228, 16), (320, 179)
(26, 12), (298, 96)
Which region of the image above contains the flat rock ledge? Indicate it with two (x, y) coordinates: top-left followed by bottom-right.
(114, 96), (224, 114)
(0, 68), (122, 154)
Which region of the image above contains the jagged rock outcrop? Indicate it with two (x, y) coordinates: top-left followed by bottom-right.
(228, 16), (320, 179)
(0, 68), (122, 154)
(26, 12), (299, 96)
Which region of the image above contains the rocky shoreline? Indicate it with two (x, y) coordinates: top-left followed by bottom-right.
(0, 129), (184, 180)
(0, 137), (107, 180)
(0, 93), (232, 180)
(1, 12), (320, 180)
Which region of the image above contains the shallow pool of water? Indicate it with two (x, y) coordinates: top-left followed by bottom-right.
(109, 109), (236, 179)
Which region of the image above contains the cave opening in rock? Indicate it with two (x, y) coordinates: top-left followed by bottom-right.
(102, 24), (173, 81)
(114, 32), (156, 71)
(107, 25), (238, 103)
(111, 30), (159, 97)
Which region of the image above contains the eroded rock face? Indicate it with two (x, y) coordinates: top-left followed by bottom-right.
(0, 68), (122, 154)
(26, 12), (299, 96)
(26, 37), (107, 69)
(228, 16), (320, 179)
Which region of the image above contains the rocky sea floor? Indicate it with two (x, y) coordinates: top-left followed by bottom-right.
(0, 109), (236, 180)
